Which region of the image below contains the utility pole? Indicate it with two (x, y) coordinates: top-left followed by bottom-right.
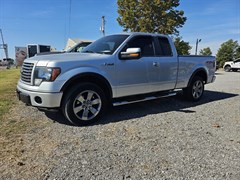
(195, 38), (201, 55)
(100, 16), (105, 36)
(0, 29), (9, 59)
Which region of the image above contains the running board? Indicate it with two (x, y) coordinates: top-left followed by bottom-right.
(112, 92), (177, 106)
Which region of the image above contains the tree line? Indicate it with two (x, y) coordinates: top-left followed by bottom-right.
(173, 38), (240, 67)
(117, 0), (240, 67)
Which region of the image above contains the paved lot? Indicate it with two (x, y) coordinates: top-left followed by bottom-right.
(1, 70), (240, 179)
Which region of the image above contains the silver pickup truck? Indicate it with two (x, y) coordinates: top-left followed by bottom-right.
(17, 32), (216, 125)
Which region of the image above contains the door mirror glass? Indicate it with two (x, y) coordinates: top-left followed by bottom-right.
(120, 48), (141, 60)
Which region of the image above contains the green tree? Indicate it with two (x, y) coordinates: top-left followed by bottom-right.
(216, 39), (239, 67)
(234, 46), (240, 59)
(117, 0), (187, 35)
(199, 47), (212, 56)
(174, 37), (191, 55)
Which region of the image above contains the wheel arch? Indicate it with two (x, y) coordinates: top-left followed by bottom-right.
(224, 64), (231, 70)
(187, 68), (207, 87)
(60, 72), (112, 103)
(224, 64), (231, 67)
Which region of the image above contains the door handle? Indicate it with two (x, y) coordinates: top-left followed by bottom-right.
(153, 62), (160, 67)
(102, 63), (114, 66)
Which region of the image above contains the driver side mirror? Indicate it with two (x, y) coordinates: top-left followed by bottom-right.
(120, 48), (141, 60)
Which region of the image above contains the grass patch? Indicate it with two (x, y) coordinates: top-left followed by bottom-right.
(0, 68), (51, 137)
(0, 68), (20, 119)
(0, 68), (51, 167)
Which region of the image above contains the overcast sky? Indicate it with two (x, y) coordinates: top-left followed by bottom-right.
(0, 0), (239, 58)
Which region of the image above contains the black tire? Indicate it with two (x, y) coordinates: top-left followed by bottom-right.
(224, 66), (231, 72)
(62, 83), (107, 126)
(183, 76), (204, 101)
(232, 69), (238, 72)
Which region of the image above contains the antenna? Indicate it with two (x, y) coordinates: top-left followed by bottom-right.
(100, 16), (105, 36)
(0, 29), (9, 59)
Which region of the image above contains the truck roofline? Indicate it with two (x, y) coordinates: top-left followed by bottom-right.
(109, 32), (170, 38)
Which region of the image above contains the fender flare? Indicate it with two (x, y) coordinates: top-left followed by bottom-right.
(187, 68), (208, 87)
(60, 72), (113, 99)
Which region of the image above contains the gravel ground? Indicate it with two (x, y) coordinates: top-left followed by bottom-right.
(1, 70), (240, 180)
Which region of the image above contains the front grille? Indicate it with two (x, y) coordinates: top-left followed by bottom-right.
(21, 62), (34, 84)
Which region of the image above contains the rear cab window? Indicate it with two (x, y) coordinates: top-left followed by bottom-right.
(155, 37), (173, 56)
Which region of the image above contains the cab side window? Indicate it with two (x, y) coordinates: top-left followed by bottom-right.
(123, 36), (154, 57)
(157, 37), (173, 56)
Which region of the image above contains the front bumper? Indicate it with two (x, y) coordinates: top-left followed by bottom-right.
(16, 85), (63, 108)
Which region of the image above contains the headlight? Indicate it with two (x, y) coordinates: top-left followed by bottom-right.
(34, 67), (61, 86)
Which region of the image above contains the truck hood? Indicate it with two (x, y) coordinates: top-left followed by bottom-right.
(24, 53), (110, 66)
(225, 61), (233, 63)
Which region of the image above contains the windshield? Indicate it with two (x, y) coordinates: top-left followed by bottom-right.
(82, 35), (129, 55)
(67, 42), (92, 53)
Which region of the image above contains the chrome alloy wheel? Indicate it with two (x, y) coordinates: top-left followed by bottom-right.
(192, 80), (203, 99)
(73, 90), (102, 121)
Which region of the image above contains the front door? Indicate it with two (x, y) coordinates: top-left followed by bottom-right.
(232, 59), (240, 69)
(115, 35), (155, 97)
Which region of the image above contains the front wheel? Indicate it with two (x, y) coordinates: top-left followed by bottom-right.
(62, 83), (107, 126)
(183, 76), (204, 101)
(224, 66), (231, 72)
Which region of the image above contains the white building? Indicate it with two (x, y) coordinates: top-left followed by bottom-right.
(65, 38), (93, 51)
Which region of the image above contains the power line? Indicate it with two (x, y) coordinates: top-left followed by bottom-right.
(68, 0), (72, 37)
(64, 0), (72, 48)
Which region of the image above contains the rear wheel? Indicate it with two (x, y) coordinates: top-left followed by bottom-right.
(224, 65), (231, 72)
(183, 76), (204, 101)
(62, 83), (107, 126)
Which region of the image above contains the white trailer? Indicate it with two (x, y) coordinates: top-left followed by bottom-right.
(27, 44), (51, 58)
